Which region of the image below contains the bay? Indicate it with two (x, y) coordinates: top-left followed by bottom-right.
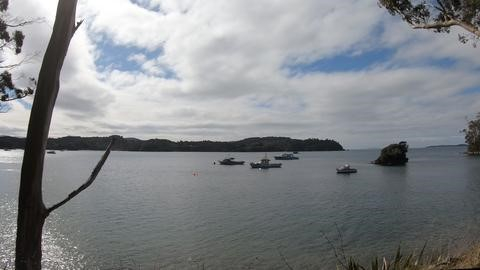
(1, 147), (480, 269)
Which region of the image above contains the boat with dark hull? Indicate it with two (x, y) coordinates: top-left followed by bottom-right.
(336, 164), (357, 174)
(274, 153), (299, 160)
(250, 155), (282, 169)
(218, 157), (245, 165)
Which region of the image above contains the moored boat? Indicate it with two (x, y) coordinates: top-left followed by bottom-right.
(274, 153), (299, 160)
(218, 157), (245, 165)
(47, 150), (56, 154)
(250, 154), (282, 169)
(336, 164), (357, 174)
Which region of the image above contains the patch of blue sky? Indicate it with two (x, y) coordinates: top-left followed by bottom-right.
(160, 67), (180, 80)
(458, 86), (480, 95)
(2, 88), (16, 99)
(254, 101), (273, 110)
(284, 47), (461, 76)
(130, 0), (191, 14)
(17, 99), (32, 110)
(284, 48), (395, 76)
(0, 88), (32, 111)
(129, 0), (164, 13)
(250, 96), (306, 113)
(426, 58), (456, 69)
(248, 95), (272, 110)
(395, 57), (457, 70)
(95, 38), (178, 79)
(0, 102), (11, 113)
(95, 39), (159, 71)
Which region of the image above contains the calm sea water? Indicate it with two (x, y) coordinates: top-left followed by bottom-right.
(1, 147), (480, 269)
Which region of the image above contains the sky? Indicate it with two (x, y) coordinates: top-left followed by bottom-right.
(1, 0), (480, 149)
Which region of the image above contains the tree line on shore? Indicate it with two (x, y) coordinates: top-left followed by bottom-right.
(0, 135), (344, 152)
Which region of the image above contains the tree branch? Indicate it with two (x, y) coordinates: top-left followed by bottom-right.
(72, 19), (83, 36)
(456, 20), (480, 38)
(46, 138), (115, 215)
(436, 0), (448, 15)
(0, 63), (23, 69)
(0, 53), (36, 69)
(412, 19), (480, 38)
(411, 19), (459, 29)
(5, 21), (34, 28)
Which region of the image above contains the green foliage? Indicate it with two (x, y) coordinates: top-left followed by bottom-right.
(0, 0), (8, 12)
(0, 0), (33, 107)
(13, 30), (24, 54)
(379, 0), (431, 25)
(0, 0), (25, 55)
(462, 112), (480, 153)
(379, 0), (480, 45)
(0, 71), (34, 103)
(0, 70), (13, 89)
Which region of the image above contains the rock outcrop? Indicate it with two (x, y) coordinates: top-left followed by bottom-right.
(374, 141), (409, 166)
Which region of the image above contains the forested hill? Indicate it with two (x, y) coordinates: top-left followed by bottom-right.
(0, 136), (344, 152)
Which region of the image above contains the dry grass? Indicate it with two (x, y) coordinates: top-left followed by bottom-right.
(444, 245), (480, 269)
(336, 244), (480, 270)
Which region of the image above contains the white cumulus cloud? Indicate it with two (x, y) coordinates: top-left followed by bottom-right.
(1, 0), (479, 149)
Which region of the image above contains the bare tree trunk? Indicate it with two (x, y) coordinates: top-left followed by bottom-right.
(15, 1), (78, 269)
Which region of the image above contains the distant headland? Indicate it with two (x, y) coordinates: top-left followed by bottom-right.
(0, 135), (344, 152)
(425, 144), (467, 148)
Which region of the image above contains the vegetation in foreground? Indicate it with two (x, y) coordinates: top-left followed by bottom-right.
(335, 245), (480, 270)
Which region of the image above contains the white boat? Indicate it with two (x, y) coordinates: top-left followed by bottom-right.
(250, 154), (282, 169)
(336, 164), (357, 174)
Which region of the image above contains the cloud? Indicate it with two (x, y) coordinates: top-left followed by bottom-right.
(1, 0), (479, 149)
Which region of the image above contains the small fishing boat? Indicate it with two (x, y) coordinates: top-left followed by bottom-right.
(250, 154), (282, 169)
(218, 157), (245, 165)
(47, 150), (56, 154)
(274, 153), (299, 160)
(336, 164), (357, 174)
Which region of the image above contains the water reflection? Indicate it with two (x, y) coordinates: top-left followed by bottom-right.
(0, 197), (87, 269)
(0, 150), (23, 164)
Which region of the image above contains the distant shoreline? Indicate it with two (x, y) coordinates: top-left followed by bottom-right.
(0, 135), (344, 152)
(425, 144), (467, 148)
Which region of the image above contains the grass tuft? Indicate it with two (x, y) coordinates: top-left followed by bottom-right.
(336, 243), (480, 270)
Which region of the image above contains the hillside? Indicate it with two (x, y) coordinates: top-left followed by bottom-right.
(0, 136), (344, 152)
